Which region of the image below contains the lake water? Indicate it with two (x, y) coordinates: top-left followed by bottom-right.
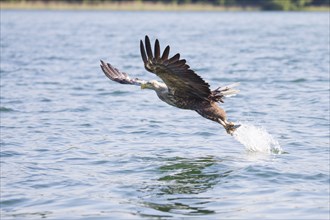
(1, 10), (329, 219)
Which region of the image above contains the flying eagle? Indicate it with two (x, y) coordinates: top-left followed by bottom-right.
(100, 36), (240, 135)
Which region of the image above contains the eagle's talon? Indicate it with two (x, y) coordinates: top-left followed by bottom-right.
(226, 123), (240, 135)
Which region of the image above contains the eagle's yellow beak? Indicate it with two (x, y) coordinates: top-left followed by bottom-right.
(141, 83), (147, 89)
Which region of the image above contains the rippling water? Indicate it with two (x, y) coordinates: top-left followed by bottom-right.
(1, 11), (329, 219)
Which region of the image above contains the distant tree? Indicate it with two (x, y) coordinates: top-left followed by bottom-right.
(261, 0), (293, 10)
(217, 0), (226, 5)
(311, 0), (330, 5)
(292, 0), (313, 8)
(213, 0), (237, 6)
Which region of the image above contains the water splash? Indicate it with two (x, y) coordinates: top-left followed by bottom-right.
(232, 123), (282, 154)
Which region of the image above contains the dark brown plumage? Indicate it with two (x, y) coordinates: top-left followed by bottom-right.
(100, 36), (240, 134)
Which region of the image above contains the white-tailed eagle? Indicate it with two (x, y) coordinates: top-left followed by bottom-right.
(100, 36), (240, 134)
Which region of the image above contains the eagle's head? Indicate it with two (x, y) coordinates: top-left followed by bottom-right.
(141, 80), (166, 91)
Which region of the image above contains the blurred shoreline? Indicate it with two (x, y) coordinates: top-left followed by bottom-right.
(1, 1), (329, 11)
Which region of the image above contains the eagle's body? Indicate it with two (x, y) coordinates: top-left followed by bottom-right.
(100, 36), (240, 134)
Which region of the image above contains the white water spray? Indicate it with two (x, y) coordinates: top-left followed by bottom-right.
(232, 123), (282, 154)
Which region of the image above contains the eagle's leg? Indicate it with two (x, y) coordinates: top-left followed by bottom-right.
(195, 104), (240, 135)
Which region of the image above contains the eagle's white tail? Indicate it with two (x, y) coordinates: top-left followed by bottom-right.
(216, 82), (240, 97)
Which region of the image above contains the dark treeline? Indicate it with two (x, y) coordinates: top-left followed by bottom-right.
(2, 0), (329, 10)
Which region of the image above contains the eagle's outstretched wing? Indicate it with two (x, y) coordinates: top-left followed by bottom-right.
(140, 36), (211, 101)
(100, 60), (146, 86)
